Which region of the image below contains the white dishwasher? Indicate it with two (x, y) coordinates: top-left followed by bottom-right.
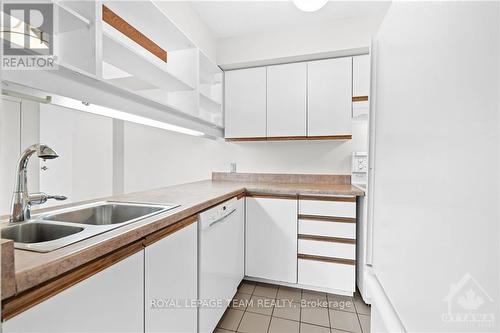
(199, 197), (244, 333)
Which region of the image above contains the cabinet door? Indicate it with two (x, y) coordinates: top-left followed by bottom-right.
(3, 251), (144, 333)
(267, 62), (307, 137)
(145, 222), (197, 333)
(245, 197), (297, 283)
(224, 67), (267, 138)
(307, 57), (352, 136)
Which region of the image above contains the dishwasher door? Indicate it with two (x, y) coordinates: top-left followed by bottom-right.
(199, 197), (244, 333)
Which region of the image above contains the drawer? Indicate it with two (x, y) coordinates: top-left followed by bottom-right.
(298, 239), (355, 260)
(299, 198), (356, 218)
(298, 258), (355, 292)
(298, 220), (356, 239)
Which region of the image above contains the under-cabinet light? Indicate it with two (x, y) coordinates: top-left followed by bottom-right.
(51, 95), (205, 137)
(2, 82), (206, 138)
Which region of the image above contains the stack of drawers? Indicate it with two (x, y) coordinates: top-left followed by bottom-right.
(297, 195), (357, 293)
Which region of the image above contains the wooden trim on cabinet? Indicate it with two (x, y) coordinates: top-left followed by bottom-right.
(102, 5), (168, 62)
(352, 96), (369, 102)
(225, 135), (352, 142)
(298, 253), (356, 266)
(225, 137), (267, 142)
(299, 195), (356, 202)
(236, 193), (245, 200)
(305, 135), (352, 141)
(266, 136), (309, 141)
(1, 240), (144, 321)
(246, 192), (298, 200)
(298, 234), (356, 244)
(298, 214), (356, 223)
(143, 215), (197, 247)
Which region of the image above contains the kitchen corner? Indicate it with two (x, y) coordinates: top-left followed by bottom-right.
(1, 172), (363, 327)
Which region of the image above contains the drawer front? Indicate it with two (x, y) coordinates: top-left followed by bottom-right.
(298, 259), (355, 292)
(299, 199), (356, 218)
(298, 220), (356, 239)
(298, 239), (355, 260)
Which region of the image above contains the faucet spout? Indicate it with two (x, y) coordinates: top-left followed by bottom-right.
(10, 144), (66, 223)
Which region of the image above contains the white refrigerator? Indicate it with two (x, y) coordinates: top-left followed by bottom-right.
(367, 2), (499, 332)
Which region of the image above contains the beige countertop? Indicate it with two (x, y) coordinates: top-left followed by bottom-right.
(1, 176), (364, 299)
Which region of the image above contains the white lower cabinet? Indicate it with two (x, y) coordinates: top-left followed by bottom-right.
(144, 222), (197, 333)
(245, 197), (297, 283)
(298, 239), (355, 260)
(3, 251), (144, 333)
(298, 219), (356, 239)
(298, 259), (355, 293)
(297, 197), (357, 294)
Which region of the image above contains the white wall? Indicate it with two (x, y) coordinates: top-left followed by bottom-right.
(217, 16), (383, 68)
(154, 1), (217, 63)
(370, 2), (499, 332)
(0, 98), (21, 215)
(123, 121), (368, 193)
(0, 98), (40, 215)
(38, 105), (113, 206)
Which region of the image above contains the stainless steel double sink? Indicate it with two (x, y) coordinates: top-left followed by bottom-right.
(1, 201), (178, 252)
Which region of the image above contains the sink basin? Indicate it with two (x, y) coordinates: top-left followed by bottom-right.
(1, 201), (178, 252)
(1, 222), (84, 244)
(42, 202), (167, 226)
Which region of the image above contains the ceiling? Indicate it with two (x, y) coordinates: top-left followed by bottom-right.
(189, 1), (392, 39)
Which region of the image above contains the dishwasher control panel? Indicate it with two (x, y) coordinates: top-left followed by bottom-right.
(199, 197), (239, 227)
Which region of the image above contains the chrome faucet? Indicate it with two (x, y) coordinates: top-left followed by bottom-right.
(10, 144), (67, 223)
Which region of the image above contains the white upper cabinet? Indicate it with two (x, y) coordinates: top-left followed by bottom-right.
(224, 67), (267, 138)
(266, 63), (307, 137)
(353, 54), (370, 97)
(307, 57), (352, 137)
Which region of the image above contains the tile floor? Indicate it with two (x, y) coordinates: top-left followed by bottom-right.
(215, 280), (371, 333)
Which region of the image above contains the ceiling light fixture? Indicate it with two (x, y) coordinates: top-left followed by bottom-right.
(293, 0), (328, 12)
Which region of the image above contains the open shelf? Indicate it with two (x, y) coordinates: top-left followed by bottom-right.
(3, 0), (226, 138)
(200, 91), (221, 110)
(102, 23), (194, 92)
(198, 51), (223, 127)
(56, 2), (90, 33)
(57, 1), (94, 21)
(103, 0), (194, 51)
(55, 0), (96, 76)
(199, 51), (223, 85)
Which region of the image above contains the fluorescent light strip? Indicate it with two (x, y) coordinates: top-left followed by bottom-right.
(51, 95), (205, 137)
